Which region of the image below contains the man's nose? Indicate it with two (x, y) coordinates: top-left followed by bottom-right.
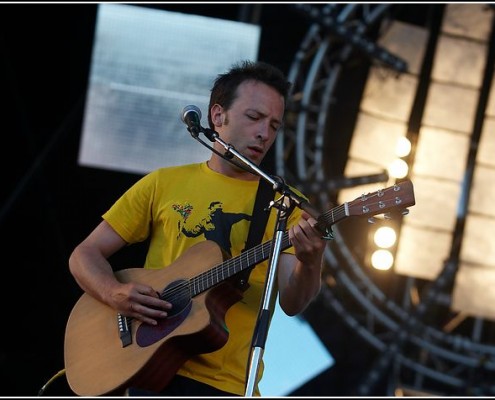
(257, 122), (271, 140)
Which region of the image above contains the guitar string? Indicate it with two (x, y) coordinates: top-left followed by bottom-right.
(157, 238), (283, 304)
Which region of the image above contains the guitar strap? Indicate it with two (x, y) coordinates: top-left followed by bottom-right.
(235, 178), (274, 290)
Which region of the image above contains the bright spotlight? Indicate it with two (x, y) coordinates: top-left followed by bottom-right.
(388, 159), (409, 179)
(371, 249), (394, 270)
(374, 226), (397, 248)
(396, 137), (411, 157)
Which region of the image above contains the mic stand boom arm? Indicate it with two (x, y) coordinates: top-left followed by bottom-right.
(201, 127), (329, 396)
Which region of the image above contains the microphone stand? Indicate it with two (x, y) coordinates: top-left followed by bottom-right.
(198, 127), (328, 396)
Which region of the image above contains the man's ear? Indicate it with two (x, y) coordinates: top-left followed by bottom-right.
(211, 104), (224, 127)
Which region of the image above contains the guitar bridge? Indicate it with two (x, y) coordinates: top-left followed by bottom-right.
(117, 313), (132, 347)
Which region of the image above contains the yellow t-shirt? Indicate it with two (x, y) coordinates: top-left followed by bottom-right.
(103, 162), (304, 395)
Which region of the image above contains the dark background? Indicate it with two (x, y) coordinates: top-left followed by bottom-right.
(0, 3), (432, 396)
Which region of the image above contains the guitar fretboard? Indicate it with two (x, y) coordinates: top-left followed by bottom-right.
(190, 232), (293, 297)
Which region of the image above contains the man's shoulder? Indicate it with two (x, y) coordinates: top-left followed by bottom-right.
(134, 163), (204, 188)
(152, 162), (204, 175)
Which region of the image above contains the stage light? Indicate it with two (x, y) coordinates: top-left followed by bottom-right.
(388, 159), (409, 179)
(374, 226), (397, 248)
(396, 137), (412, 157)
(371, 249), (394, 270)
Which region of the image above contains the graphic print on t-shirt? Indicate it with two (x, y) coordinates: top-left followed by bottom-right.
(173, 201), (251, 256)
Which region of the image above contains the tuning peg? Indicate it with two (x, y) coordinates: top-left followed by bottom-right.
(384, 213), (393, 220)
(368, 217), (376, 224)
(401, 209), (410, 216)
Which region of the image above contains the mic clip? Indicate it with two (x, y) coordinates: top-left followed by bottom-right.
(202, 128), (219, 142)
(187, 126), (200, 138)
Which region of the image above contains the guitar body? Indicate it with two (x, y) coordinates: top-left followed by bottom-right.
(64, 241), (243, 396)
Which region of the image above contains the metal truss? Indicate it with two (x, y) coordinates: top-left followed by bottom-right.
(276, 3), (495, 396)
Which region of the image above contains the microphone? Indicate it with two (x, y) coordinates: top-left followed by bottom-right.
(181, 105), (202, 137)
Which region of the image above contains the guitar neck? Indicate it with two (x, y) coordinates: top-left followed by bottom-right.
(313, 201), (348, 233)
(189, 232), (292, 297)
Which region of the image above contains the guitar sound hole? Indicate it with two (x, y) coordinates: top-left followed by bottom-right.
(161, 279), (191, 317)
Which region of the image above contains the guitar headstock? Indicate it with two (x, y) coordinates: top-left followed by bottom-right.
(347, 180), (415, 218)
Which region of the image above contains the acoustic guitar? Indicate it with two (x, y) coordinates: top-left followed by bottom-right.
(64, 180), (415, 396)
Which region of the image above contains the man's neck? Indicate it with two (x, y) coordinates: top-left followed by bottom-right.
(206, 157), (260, 181)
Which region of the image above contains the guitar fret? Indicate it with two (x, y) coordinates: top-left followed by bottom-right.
(196, 276), (201, 294)
(233, 256), (238, 274)
(191, 278), (195, 296)
(210, 269), (215, 286)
